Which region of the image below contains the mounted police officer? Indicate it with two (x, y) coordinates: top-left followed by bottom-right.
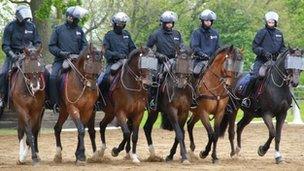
(190, 9), (220, 76)
(146, 11), (184, 110)
(190, 9), (220, 108)
(0, 5), (41, 108)
(241, 11), (286, 108)
(98, 12), (136, 94)
(48, 6), (88, 113)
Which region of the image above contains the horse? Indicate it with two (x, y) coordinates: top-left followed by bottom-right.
(143, 48), (194, 164)
(219, 48), (304, 164)
(10, 45), (45, 165)
(52, 43), (103, 165)
(90, 47), (157, 164)
(186, 45), (244, 163)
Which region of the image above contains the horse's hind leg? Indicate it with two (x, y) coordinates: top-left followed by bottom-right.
(211, 111), (225, 164)
(228, 109), (238, 157)
(236, 112), (254, 154)
(88, 112), (96, 153)
(258, 113), (275, 157)
(53, 108), (68, 163)
(143, 110), (159, 158)
(187, 114), (199, 153)
(274, 112), (287, 164)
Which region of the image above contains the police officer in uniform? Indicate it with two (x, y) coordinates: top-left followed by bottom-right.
(98, 12), (136, 94)
(146, 11), (184, 110)
(241, 11), (286, 108)
(0, 5), (41, 108)
(190, 9), (220, 75)
(48, 6), (88, 113)
(190, 9), (220, 108)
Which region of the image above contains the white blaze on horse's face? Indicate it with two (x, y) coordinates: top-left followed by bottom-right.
(30, 77), (41, 94)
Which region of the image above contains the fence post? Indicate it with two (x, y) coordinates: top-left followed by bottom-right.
(292, 100), (303, 124)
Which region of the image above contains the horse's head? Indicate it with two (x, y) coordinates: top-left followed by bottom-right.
(277, 48), (304, 87)
(127, 47), (158, 87)
(172, 47), (193, 88)
(77, 43), (104, 80)
(21, 44), (45, 94)
(210, 45), (244, 86)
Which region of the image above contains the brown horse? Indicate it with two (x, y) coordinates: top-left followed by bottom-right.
(187, 46), (243, 163)
(143, 48), (194, 164)
(91, 47), (157, 164)
(10, 45), (45, 165)
(52, 44), (103, 165)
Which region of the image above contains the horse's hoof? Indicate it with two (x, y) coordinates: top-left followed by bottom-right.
(230, 151), (236, 158)
(182, 159), (191, 165)
(145, 155), (164, 162)
(76, 160), (86, 166)
(258, 145), (266, 157)
(199, 150), (208, 159)
(165, 155), (173, 162)
(36, 154), (41, 162)
(212, 158), (219, 164)
(235, 146), (241, 155)
(53, 154), (62, 163)
(188, 151), (198, 161)
(32, 159), (40, 166)
(275, 156), (283, 164)
(132, 158), (140, 165)
(111, 147), (119, 157)
(16, 160), (26, 165)
(124, 153), (131, 160)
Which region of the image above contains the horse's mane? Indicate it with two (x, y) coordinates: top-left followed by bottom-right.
(207, 45), (232, 67)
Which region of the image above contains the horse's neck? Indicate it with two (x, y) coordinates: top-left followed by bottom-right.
(267, 61), (289, 90)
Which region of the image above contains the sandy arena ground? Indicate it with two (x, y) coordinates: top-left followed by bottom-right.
(0, 124), (303, 171)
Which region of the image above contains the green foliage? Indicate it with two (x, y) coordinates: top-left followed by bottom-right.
(35, 0), (52, 20)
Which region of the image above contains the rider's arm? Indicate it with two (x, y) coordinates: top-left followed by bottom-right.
(49, 28), (64, 58)
(252, 29), (266, 56)
(2, 23), (13, 60)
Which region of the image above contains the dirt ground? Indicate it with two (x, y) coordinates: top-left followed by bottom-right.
(0, 124), (303, 171)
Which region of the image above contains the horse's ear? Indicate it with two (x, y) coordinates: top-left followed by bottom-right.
(23, 48), (30, 56)
(240, 48), (244, 53)
(89, 42), (94, 52)
(100, 44), (106, 54)
(37, 44), (43, 54)
(229, 45), (234, 51)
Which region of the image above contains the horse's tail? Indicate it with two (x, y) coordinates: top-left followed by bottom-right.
(161, 112), (174, 131)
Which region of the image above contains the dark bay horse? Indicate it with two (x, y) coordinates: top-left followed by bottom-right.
(219, 48), (304, 164)
(52, 44), (103, 165)
(10, 45), (45, 165)
(187, 46), (243, 163)
(143, 48), (194, 164)
(91, 47), (157, 164)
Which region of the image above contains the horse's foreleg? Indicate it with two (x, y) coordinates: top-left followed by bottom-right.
(17, 122), (27, 164)
(24, 115), (39, 165)
(143, 110), (159, 157)
(258, 113), (275, 157)
(72, 116), (86, 164)
(187, 114), (199, 152)
(112, 112), (130, 157)
(274, 112), (287, 164)
(53, 109), (68, 163)
(236, 112), (254, 153)
(125, 119), (133, 156)
(199, 111), (214, 160)
(129, 112), (144, 164)
(97, 112), (114, 158)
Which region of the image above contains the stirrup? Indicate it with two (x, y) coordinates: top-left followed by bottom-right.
(53, 104), (60, 115)
(241, 98), (251, 108)
(149, 99), (157, 111)
(190, 99), (198, 109)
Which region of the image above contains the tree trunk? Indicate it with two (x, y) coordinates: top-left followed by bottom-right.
(30, 0), (53, 63)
